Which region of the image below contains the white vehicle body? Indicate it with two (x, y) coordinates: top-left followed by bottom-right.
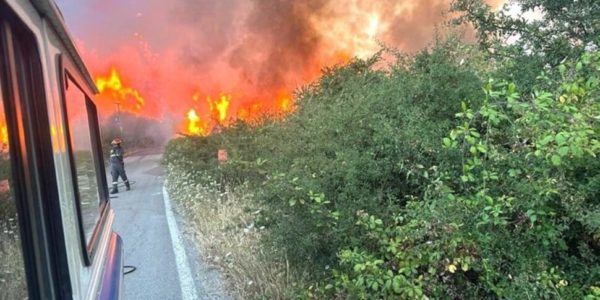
(1, 0), (123, 299)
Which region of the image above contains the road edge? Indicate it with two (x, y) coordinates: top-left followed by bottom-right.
(162, 181), (199, 300)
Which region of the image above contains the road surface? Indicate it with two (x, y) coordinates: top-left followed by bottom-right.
(110, 151), (230, 300)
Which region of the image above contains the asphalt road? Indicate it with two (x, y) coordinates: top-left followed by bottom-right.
(110, 152), (230, 300)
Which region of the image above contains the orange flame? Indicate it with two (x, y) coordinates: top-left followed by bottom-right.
(95, 68), (145, 112)
(333, 51), (352, 65)
(0, 124), (7, 149)
(181, 90), (297, 136)
(186, 109), (207, 136)
(208, 95), (231, 123)
(0, 110), (8, 152)
(276, 91), (294, 113)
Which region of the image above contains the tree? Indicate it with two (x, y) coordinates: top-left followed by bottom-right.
(452, 0), (600, 64)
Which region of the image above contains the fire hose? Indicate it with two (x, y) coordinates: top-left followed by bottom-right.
(113, 180), (137, 188)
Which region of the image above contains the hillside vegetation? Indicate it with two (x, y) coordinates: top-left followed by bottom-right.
(165, 1), (600, 298)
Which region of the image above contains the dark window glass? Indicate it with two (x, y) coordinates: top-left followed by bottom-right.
(64, 78), (101, 242)
(0, 80), (27, 299)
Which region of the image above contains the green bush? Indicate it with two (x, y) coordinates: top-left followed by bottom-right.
(164, 35), (600, 299)
(166, 39), (486, 279)
(324, 51), (600, 299)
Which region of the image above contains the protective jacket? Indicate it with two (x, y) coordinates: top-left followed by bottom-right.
(110, 146), (124, 166)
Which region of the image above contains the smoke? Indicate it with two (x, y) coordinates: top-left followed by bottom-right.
(170, 0), (240, 69)
(56, 0), (504, 133)
(101, 112), (172, 150)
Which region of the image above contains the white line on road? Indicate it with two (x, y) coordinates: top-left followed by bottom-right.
(163, 183), (199, 300)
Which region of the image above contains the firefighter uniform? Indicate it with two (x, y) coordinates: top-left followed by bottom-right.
(110, 139), (130, 194)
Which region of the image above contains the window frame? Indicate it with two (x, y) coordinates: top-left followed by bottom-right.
(0, 3), (73, 298)
(58, 54), (110, 265)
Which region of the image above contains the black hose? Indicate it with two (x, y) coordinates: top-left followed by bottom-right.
(113, 180), (137, 188)
(123, 265), (137, 275)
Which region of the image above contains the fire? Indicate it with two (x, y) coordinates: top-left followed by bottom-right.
(68, 0), (510, 140)
(279, 97), (291, 112)
(0, 110), (7, 152)
(208, 95), (231, 123)
(95, 68), (145, 112)
(181, 90), (297, 136)
(192, 92), (201, 102)
(276, 91), (294, 113)
(186, 109), (206, 136)
(1, 124), (7, 150)
(334, 51), (352, 65)
(184, 94), (231, 136)
(236, 102), (264, 123)
(366, 13), (381, 39)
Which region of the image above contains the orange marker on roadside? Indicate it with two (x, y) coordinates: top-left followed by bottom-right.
(218, 149), (228, 162)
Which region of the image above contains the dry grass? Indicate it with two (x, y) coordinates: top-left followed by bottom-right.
(166, 167), (302, 300)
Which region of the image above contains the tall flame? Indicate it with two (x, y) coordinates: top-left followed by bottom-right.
(0, 123), (7, 150)
(208, 95), (231, 123)
(276, 91), (293, 113)
(186, 109), (206, 136)
(95, 68), (145, 112)
(0, 110), (8, 152)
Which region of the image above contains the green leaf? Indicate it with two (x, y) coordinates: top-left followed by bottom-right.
(571, 144), (584, 157)
(559, 64), (567, 75)
(539, 135), (554, 146)
(392, 276), (404, 294)
(477, 144), (487, 154)
(551, 155), (562, 166)
(450, 130), (458, 140)
(558, 146), (569, 157)
(354, 264), (365, 272)
(555, 132), (568, 146)
(462, 262), (469, 272)
(508, 169), (521, 177)
(443, 137), (452, 147)
(470, 146), (477, 154)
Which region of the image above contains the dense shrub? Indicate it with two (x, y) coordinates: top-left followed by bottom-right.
(166, 39), (486, 279)
(164, 35), (600, 300)
(324, 52), (600, 299)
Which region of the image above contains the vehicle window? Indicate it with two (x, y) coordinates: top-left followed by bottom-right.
(64, 77), (101, 243)
(0, 81), (28, 299)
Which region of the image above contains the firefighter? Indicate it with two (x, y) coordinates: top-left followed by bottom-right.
(109, 138), (130, 194)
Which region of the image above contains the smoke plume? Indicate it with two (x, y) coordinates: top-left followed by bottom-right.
(56, 0), (504, 134)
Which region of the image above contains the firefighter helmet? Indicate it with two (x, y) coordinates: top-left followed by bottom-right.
(111, 138), (122, 145)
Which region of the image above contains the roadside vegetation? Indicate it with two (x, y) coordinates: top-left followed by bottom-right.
(165, 1), (600, 298)
(166, 167), (304, 299)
